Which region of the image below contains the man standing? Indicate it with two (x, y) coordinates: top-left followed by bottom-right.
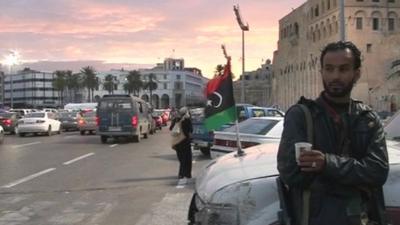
(277, 41), (389, 225)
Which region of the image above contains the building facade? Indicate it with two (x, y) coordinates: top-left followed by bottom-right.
(90, 58), (208, 109)
(273, 0), (400, 110)
(233, 59), (274, 106)
(3, 68), (60, 108)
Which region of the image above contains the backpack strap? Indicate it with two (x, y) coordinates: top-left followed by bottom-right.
(297, 104), (313, 225)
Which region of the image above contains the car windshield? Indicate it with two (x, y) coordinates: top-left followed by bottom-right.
(99, 100), (132, 110)
(25, 113), (45, 118)
(384, 111), (400, 141)
(190, 108), (205, 120)
(60, 112), (75, 117)
(0, 113), (13, 118)
(251, 108), (266, 117)
(223, 118), (280, 135)
(81, 111), (96, 117)
(153, 110), (164, 116)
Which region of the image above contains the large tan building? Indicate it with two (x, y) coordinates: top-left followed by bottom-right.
(272, 0), (400, 110)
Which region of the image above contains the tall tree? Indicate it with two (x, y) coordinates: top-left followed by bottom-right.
(81, 66), (98, 102)
(52, 70), (67, 106)
(144, 73), (158, 106)
(214, 64), (224, 78)
(103, 74), (116, 94)
(66, 72), (81, 102)
(123, 70), (143, 96)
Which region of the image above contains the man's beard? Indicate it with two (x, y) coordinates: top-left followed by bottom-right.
(323, 78), (355, 98)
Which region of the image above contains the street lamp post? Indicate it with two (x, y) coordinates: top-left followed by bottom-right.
(339, 0), (345, 41)
(233, 4), (249, 103)
(3, 51), (20, 109)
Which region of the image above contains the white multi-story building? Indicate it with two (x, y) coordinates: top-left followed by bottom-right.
(273, 0), (400, 110)
(91, 58), (208, 109)
(2, 68), (60, 108)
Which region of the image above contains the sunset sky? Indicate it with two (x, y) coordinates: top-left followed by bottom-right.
(0, 0), (305, 78)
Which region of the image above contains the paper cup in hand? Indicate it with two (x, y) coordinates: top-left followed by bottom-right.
(295, 142), (312, 164)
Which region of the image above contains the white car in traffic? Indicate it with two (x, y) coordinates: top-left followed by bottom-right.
(210, 117), (283, 159)
(17, 112), (61, 137)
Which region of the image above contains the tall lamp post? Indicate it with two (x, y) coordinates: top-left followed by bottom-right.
(233, 4), (249, 103)
(3, 50), (20, 109)
(339, 0), (345, 41)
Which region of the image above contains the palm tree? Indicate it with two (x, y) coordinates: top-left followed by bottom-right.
(123, 70), (143, 96)
(214, 64), (224, 78)
(81, 66), (98, 102)
(66, 72), (81, 103)
(103, 74), (116, 94)
(144, 73), (158, 106)
(53, 70), (67, 106)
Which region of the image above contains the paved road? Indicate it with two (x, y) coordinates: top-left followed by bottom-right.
(0, 127), (211, 225)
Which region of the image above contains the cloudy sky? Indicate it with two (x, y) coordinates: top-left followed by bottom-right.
(0, 0), (305, 78)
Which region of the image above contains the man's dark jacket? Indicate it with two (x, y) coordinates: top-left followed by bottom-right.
(277, 96), (389, 225)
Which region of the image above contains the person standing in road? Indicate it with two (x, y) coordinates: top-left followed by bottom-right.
(277, 41), (389, 225)
(170, 107), (193, 185)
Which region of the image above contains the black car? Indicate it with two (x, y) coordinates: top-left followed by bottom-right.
(0, 112), (19, 134)
(59, 112), (79, 131)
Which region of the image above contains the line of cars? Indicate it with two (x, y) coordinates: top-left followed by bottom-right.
(190, 104), (285, 157)
(0, 96), (172, 143)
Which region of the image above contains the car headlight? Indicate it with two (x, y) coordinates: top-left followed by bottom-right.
(196, 202), (239, 225)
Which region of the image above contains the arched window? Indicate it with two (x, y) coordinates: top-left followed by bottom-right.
(388, 11), (398, 31)
(371, 11), (383, 31)
(294, 23), (299, 36)
(354, 10), (366, 30)
(335, 21), (339, 33)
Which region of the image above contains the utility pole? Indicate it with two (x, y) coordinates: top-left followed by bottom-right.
(233, 4), (249, 103)
(339, 0), (345, 41)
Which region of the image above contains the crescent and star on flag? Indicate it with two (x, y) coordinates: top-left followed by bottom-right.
(206, 45), (231, 109)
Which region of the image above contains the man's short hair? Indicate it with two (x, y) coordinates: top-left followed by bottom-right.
(320, 41), (362, 70)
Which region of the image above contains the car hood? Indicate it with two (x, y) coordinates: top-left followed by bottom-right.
(196, 140), (400, 203)
(196, 143), (280, 202)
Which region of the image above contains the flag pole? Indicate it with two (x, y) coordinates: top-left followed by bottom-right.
(221, 45), (244, 157)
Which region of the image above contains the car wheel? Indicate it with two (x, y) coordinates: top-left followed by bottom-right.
(19, 132), (25, 137)
(80, 130), (85, 135)
(0, 131), (4, 144)
(57, 129), (62, 135)
(47, 126), (52, 136)
(100, 135), (108, 144)
(200, 147), (211, 157)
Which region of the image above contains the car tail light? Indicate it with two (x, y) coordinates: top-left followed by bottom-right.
(241, 141), (259, 148)
(36, 120), (45, 123)
(4, 119), (12, 126)
(78, 119), (85, 125)
(131, 116), (138, 128)
(387, 207), (400, 225)
(96, 116), (100, 126)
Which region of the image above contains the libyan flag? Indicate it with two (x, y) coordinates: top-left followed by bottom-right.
(204, 59), (236, 131)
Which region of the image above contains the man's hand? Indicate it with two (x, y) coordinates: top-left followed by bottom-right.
(298, 150), (326, 172)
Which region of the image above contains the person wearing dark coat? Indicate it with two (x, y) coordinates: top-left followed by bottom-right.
(170, 107), (193, 184)
(277, 41), (389, 225)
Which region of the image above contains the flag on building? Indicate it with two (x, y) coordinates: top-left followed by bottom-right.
(204, 58), (236, 131)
